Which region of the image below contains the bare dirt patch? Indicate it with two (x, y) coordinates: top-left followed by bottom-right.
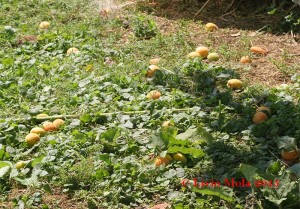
(136, 4), (300, 86)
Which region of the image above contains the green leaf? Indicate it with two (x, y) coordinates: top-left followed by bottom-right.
(148, 134), (165, 149)
(168, 146), (204, 158)
(176, 128), (197, 140)
(0, 166), (10, 178)
(80, 114), (93, 123)
(31, 155), (45, 167)
(268, 8), (277, 15)
(192, 185), (235, 202)
(43, 184), (53, 194)
(101, 128), (120, 142)
(197, 126), (214, 144)
(287, 162), (300, 178)
(239, 163), (261, 188)
(0, 161), (11, 168)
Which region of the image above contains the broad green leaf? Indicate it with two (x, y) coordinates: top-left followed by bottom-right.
(31, 155), (45, 167)
(0, 161), (11, 168)
(0, 166), (10, 178)
(101, 128), (120, 142)
(287, 162), (300, 178)
(192, 185), (235, 202)
(239, 163), (261, 188)
(197, 126), (214, 144)
(148, 134), (165, 149)
(80, 114), (93, 123)
(168, 146), (204, 158)
(176, 128), (197, 140)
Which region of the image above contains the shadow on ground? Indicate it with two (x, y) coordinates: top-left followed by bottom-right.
(137, 0), (300, 33)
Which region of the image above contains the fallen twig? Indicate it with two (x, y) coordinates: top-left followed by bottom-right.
(194, 0), (211, 18)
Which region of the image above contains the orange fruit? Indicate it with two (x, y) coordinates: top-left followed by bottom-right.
(196, 46), (209, 58)
(250, 46), (266, 55)
(67, 47), (80, 55)
(149, 58), (161, 65)
(205, 23), (218, 31)
(43, 121), (58, 132)
(256, 106), (271, 115)
(15, 161), (26, 169)
(146, 90), (161, 100)
(187, 51), (200, 58)
(252, 112), (268, 124)
(207, 52), (219, 61)
(227, 79), (243, 90)
(53, 119), (65, 128)
(281, 149), (300, 161)
(146, 65), (159, 78)
(173, 153), (187, 163)
(25, 133), (40, 146)
(30, 127), (46, 136)
(240, 56), (251, 64)
(162, 121), (173, 128)
(39, 21), (50, 29)
(154, 154), (172, 167)
(36, 113), (49, 119)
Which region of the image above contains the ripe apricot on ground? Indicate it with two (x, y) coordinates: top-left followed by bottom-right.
(53, 119), (65, 128)
(173, 153), (187, 163)
(207, 53), (219, 61)
(240, 56), (251, 64)
(187, 51), (200, 58)
(146, 90), (161, 100)
(256, 106), (271, 115)
(205, 23), (218, 31)
(250, 46), (266, 55)
(36, 113), (49, 119)
(39, 21), (50, 29)
(15, 161), (26, 169)
(196, 46), (209, 58)
(252, 112), (268, 124)
(146, 65), (160, 78)
(149, 58), (161, 65)
(43, 121), (58, 132)
(67, 47), (80, 55)
(155, 154), (172, 167)
(162, 120), (173, 128)
(25, 133), (40, 146)
(281, 149), (300, 161)
(30, 127), (46, 136)
(227, 79), (243, 90)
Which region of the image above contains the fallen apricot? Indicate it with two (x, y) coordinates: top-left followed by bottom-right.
(162, 120), (173, 128)
(207, 52), (219, 61)
(240, 56), (251, 64)
(252, 112), (268, 124)
(256, 106), (271, 115)
(146, 65), (160, 78)
(25, 133), (40, 146)
(149, 58), (161, 65)
(227, 79), (243, 90)
(30, 127), (46, 137)
(173, 153), (187, 163)
(205, 23), (218, 31)
(196, 46), (209, 58)
(250, 46), (266, 55)
(39, 21), (50, 29)
(67, 47), (80, 55)
(281, 149), (300, 161)
(187, 51), (200, 58)
(53, 119), (65, 128)
(154, 154), (172, 167)
(43, 121), (58, 132)
(36, 113), (49, 119)
(146, 90), (161, 100)
(15, 161), (26, 169)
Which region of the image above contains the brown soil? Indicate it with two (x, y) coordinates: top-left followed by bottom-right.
(136, 0), (300, 86)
